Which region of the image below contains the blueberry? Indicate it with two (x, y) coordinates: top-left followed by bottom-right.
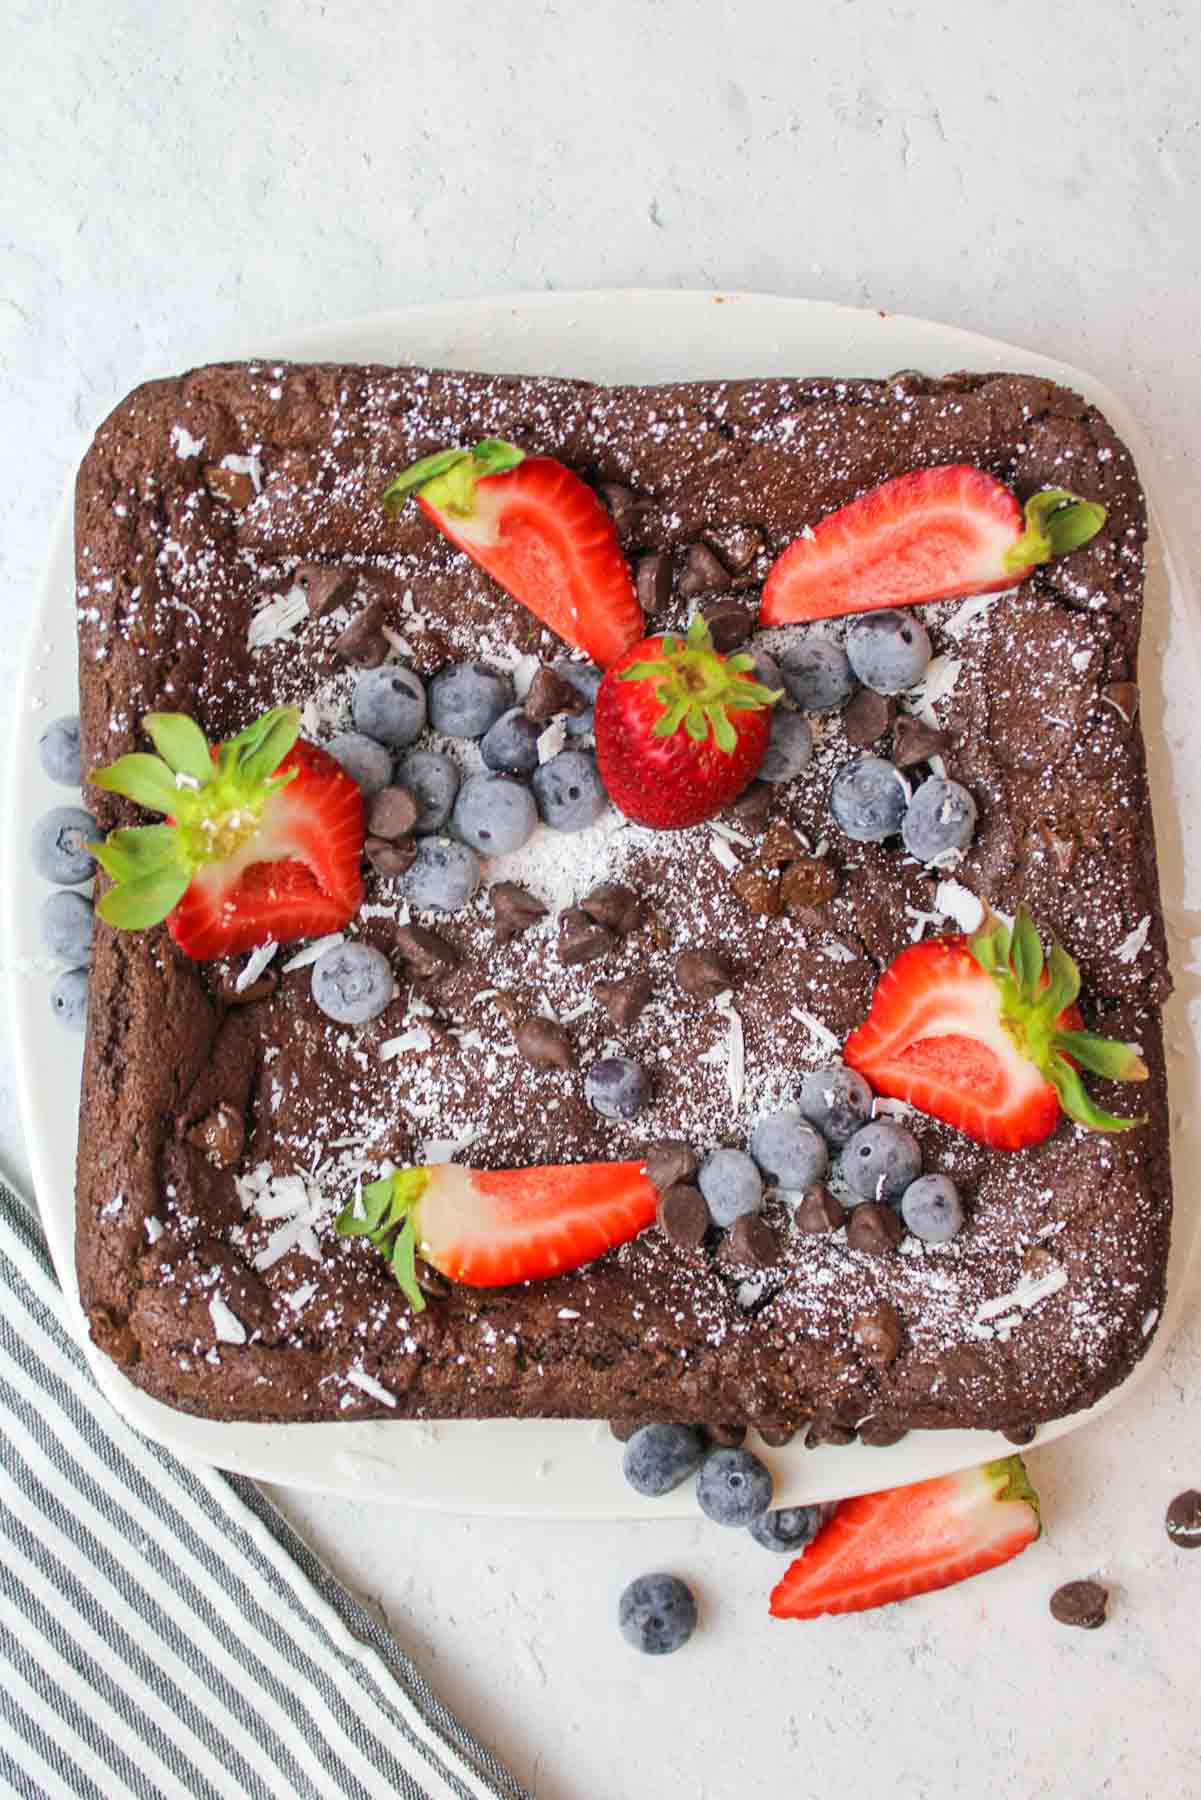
(397, 749), (461, 835)
(698, 1148), (762, 1227)
(779, 635), (858, 713)
(846, 610), (932, 695)
(799, 1065), (874, 1147)
(38, 715), (82, 786)
(585, 1056), (651, 1121)
(49, 966), (88, 1031)
(901, 776), (978, 865)
(327, 731), (393, 797)
(311, 943), (395, 1024)
(748, 1505), (828, 1554)
(551, 658), (602, 735)
(32, 807), (97, 885)
(428, 662), (513, 739)
(531, 750), (608, 831)
(741, 640), (784, 692)
(748, 1110), (828, 1189)
(480, 706), (541, 774)
(400, 838), (481, 912)
(840, 1120), (922, 1204)
(901, 1173), (965, 1243)
(696, 1447), (773, 1527)
(758, 709), (813, 784)
(40, 891), (94, 966)
(622, 1423), (707, 1497)
(829, 756), (909, 842)
(351, 666), (427, 749)
(618, 1573), (697, 1656)
(452, 773), (538, 855)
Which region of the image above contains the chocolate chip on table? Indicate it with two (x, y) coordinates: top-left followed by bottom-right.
(656, 1183), (710, 1249)
(806, 1421), (857, 1449)
(580, 882), (643, 934)
(677, 542), (730, 599)
(843, 687), (897, 748)
(597, 482), (647, 543)
(524, 665), (589, 723)
(1049, 1580), (1109, 1630)
(643, 1140), (699, 1192)
(858, 1418), (909, 1448)
(490, 881), (548, 944)
(892, 714), (949, 768)
(781, 858), (839, 912)
(1165, 1489), (1201, 1548)
(795, 1184), (844, 1234)
(395, 923), (458, 981)
(294, 562), (356, 618)
(414, 1258), (451, 1299)
(731, 866), (782, 917)
(758, 820), (806, 867)
(1003, 1424), (1037, 1447)
(701, 600), (754, 653)
(558, 908), (618, 967)
(846, 1202), (904, 1255)
(220, 969), (278, 1007)
(853, 1303), (903, 1368)
(515, 1016), (575, 1072)
(726, 1212), (780, 1266)
(704, 1422), (748, 1448)
(333, 601), (389, 667)
(185, 1103), (245, 1169)
(758, 1425), (797, 1448)
(366, 835), (418, 878)
(635, 552), (672, 615)
(1102, 681), (1139, 724)
(675, 948), (734, 999)
(729, 781), (774, 832)
(203, 463), (256, 508)
(705, 524), (764, 575)
(366, 785), (420, 841)
(596, 973), (653, 1029)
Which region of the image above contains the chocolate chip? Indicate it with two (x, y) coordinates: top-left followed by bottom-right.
(366, 835), (418, 878)
(395, 924), (458, 981)
(704, 1421), (748, 1448)
(731, 865), (782, 917)
(366, 785), (419, 841)
(843, 687), (897, 748)
(805, 1421), (857, 1448)
(781, 858), (838, 911)
(758, 1424), (798, 1448)
(414, 1257), (451, 1299)
(185, 1103), (245, 1169)
(657, 1183), (710, 1249)
(204, 463), (255, 508)
(700, 600), (753, 653)
(635, 552), (672, 615)
(893, 714), (949, 768)
(558, 908), (618, 967)
(858, 1418), (909, 1448)
(334, 601), (389, 667)
(295, 562), (356, 618)
(727, 1212), (780, 1266)
(795, 1184), (844, 1234)
(1003, 1424), (1037, 1446)
(580, 882), (643, 934)
(220, 969), (278, 1006)
(644, 1140), (699, 1192)
(514, 1016), (575, 1072)
(1165, 1489), (1201, 1548)
(729, 782), (773, 831)
(705, 524), (764, 574)
(846, 1202), (904, 1255)
(596, 973), (652, 1029)
(490, 882), (548, 944)
(597, 482), (647, 544)
(1049, 1580), (1109, 1630)
(1102, 681), (1139, 723)
(758, 820), (806, 867)
(524, 665), (589, 723)
(675, 948), (733, 999)
(853, 1303), (903, 1368)
(678, 543), (730, 600)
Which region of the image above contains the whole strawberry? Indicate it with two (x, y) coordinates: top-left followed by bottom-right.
(593, 616), (783, 830)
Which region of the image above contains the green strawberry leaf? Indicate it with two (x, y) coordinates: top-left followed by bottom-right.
(96, 863), (191, 929)
(90, 752), (181, 815)
(232, 707), (301, 789)
(143, 714), (213, 785)
(89, 823), (181, 884)
(1003, 487), (1107, 573)
(381, 448), (472, 512)
(1054, 1030), (1148, 1082)
(1011, 906), (1044, 996)
(470, 439), (526, 478)
(391, 1217), (427, 1316)
(1048, 1055), (1144, 1133)
(1042, 939), (1081, 1017)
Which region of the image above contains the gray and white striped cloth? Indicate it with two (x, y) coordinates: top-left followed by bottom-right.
(0, 1170), (529, 1800)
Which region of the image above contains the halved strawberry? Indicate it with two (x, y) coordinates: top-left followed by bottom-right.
(593, 614), (782, 829)
(382, 441), (644, 668)
(90, 709), (364, 959)
(770, 1457), (1041, 1621)
(760, 465), (1107, 625)
(843, 907), (1146, 1150)
(336, 1160), (658, 1310)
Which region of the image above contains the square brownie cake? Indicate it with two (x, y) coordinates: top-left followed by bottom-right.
(74, 359), (1171, 1438)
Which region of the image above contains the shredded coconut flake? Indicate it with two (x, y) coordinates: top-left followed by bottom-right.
(709, 834), (742, 874)
(249, 588), (310, 651)
(975, 1266), (1067, 1325)
(170, 424), (206, 459)
(282, 933), (344, 972)
(346, 1366), (397, 1407)
(221, 451), (263, 493)
(235, 940), (278, 992)
(792, 1009), (840, 1055)
(715, 994), (745, 1110)
(208, 1296), (247, 1344)
(536, 717), (568, 763)
(1115, 916), (1151, 963)
(942, 593), (1005, 638)
(378, 1027), (432, 1060)
(934, 880), (984, 933)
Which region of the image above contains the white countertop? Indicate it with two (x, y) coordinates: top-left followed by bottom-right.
(4, 3), (1200, 1794)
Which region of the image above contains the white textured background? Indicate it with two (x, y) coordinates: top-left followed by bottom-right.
(4, 3), (1201, 1795)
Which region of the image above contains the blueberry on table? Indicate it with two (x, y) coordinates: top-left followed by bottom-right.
(622, 1423), (707, 1497)
(840, 1120), (922, 1204)
(40, 890), (94, 966)
(49, 966), (89, 1031)
(698, 1148), (763, 1227)
(531, 750), (608, 831)
(901, 776), (978, 864)
(38, 714), (82, 786)
(829, 756), (908, 842)
(32, 807), (98, 885)
(311, 943), (395, 1024)
(551, 658), (602, 735)
(696, 1447), (773, 1526)
(400, 838), (481, 912)
(585, 1056), (651, 1121)
(351, 665), (428, 748)
(845, 610), (932, 695)
(749, 1505), (829, 1554)
(480, 706), (541, 774)
(327, 731), (394, 797)
(618, 1573), (697, 1655)
(428, 662), (513, 739)
(778, 634), (858, 713)
(758, 709), (813, 784)
(452, 773), (538, 855)
(799, 1065), (874, 1147)
(748, 1111), (828, 1189)
(900, 1173), (964, 1243)
(397, 749), (461, 834)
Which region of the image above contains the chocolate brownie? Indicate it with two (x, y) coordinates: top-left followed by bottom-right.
(74, 360), (1171, 1435)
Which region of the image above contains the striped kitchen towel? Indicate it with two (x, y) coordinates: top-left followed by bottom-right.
(0, 1170), (529, 1800)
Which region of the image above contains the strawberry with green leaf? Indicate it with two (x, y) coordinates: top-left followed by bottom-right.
(843, 905), (1146, 1150)
(89, 707), (364, 960)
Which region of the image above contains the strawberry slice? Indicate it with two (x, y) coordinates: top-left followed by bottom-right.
(843, 906), (1146, 1150)
(770, 1457), (1041, 1620)
(336, 1160), (658, 1310)
(90, 708), (364, 959)
(760, 465), (1107, 625)
(382, 440), (644, 668)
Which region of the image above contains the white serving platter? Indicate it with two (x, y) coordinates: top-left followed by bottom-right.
(6, 289), (1199, 1515)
